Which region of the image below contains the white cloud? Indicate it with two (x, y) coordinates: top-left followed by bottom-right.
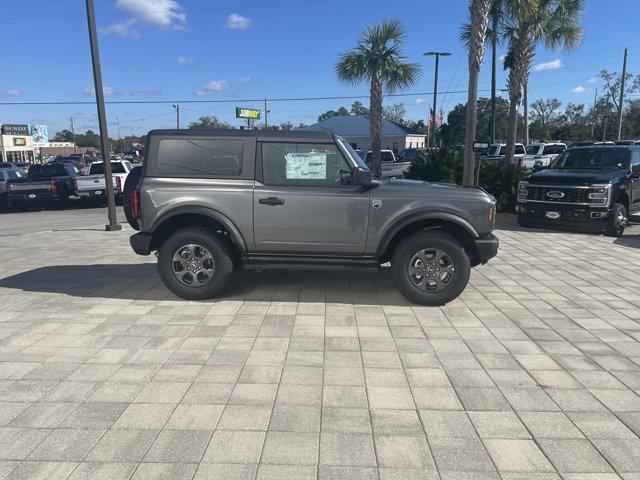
(177, 55), (195, 64)
(225, 13), (252, 30)
(571, 86), (586, 93)
(498, 54), (506, 62)
(534, 59), (562, 71)
(415, 98), (426, 105)
(587, 77), (597, 83)
(99, 18), (140, 37)
(196, 80), (227, 95)
(238, 76), (251, 84)
(82, 86), (120, 96)
(0, 89), (23, 97)
(115, 0), (186, 28)
(101, 0), (186, 37)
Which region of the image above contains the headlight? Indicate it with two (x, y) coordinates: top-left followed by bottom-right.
(588, 184), (611, 205)
(517, 181), (528, 202)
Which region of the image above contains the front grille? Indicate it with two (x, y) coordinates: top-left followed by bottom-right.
(527, 185), (588, 204)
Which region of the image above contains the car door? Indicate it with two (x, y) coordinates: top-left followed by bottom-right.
(253, 140), (370, 254)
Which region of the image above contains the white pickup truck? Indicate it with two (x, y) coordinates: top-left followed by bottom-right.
(75, 160), (134, 202)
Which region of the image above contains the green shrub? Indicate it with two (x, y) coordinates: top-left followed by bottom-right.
(478, 161), (526, 213)
(404, 148), (526, 213)
(404, 148), (463, 184)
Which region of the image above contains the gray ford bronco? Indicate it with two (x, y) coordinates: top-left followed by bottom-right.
(126, 129), (499, 305)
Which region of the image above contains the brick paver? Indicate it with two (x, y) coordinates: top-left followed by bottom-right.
(0, 211), (639, 479)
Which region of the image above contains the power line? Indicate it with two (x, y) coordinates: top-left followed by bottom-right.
(0, 89), (496, 107)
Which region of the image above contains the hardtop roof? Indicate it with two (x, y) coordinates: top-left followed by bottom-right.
(147, 129), (335, 143)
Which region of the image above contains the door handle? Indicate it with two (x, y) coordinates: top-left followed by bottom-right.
(259, 197), (284, 206)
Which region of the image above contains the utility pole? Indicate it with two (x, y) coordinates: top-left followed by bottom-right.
(70, 116), (77, 155)
(172, 104), (180, 129)
(489, 6), (498, 143)
(85, 0), (120, 231)
(423, 51), (452, 148)
(523, 82), (529, 145)
(616, 47), (628, 141)
(264, 99), (269, 128)
(591, 88), (597, 140)
(116, 116), (121, 153)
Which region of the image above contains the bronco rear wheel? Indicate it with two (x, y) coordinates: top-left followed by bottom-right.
(158, 227), (233, 300)
(391, 231), (471, 305)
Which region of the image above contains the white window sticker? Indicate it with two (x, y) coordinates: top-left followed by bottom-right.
(285, 152), (327, 180)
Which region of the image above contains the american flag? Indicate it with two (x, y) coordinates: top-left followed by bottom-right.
(430, 108), (442, 129)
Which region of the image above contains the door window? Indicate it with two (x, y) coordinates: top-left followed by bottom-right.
(631, 150), (640, 174)
(261, 142), (352, 186)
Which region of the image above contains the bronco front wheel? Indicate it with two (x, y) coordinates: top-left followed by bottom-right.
(391, 231), (471, 305)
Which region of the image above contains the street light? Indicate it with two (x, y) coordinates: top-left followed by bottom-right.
(423, 51), (451, 148)
(85, 0), (120, 231)
(172, 104), (180, 129)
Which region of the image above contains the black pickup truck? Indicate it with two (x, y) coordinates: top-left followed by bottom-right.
(6, 162), (80, 210)
(516, 145), (640, 236)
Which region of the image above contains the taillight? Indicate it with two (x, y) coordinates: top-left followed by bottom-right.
(115, 176), (122, 192)
(130, 187), (140, 219)
(50, 179), (59, 194)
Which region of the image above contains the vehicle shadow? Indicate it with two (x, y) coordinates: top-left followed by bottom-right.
(0, 263), (410, 306)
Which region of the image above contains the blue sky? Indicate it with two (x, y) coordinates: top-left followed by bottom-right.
(1, 0), (639, 137)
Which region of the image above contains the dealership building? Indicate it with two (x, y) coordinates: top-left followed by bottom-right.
(0, 123), (51, 163)
(299, 114), (427, 153)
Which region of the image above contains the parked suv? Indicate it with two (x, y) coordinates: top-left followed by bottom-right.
(516, 145), (640, 236)
(127, 130), (499, 305)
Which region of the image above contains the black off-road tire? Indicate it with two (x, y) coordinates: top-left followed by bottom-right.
(158, 227), (234, 300)
(605, 203), (626, 237)
(391, 230), (471, 306)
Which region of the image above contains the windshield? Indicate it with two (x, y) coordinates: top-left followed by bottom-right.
(487, 145), (500, 156)
(526, 145), (540, 155)
(90, 162), (127, 174)
(550, 148), (630, 170)
(337, 138), (369, 171)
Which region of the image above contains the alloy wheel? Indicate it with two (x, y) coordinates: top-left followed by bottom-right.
(172, 243), (215, 286)
(408, 248), (455, 291)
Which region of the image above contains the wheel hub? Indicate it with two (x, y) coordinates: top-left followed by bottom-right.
(172, 244), (215, 286)
(408, 248), (454, 290)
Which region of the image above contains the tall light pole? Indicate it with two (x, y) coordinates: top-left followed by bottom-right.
(423, 51), (451, 148)
(85, 0), (120, 231)
(616, 47), (628, 141)
(172, 104), (180, 129)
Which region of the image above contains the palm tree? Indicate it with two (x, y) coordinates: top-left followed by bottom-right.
(461, 0), (494, 186)
(501, 0), (584, 163)
(336, 19), (421, 177)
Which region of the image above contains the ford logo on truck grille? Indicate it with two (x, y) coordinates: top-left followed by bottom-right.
(546, 190), (565, 199)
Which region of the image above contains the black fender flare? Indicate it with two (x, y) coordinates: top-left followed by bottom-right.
(150, 205), (248, 252)
(377, 211), (479, 257)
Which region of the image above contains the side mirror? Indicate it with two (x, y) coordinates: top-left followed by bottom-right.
(352, 167), (376, 187)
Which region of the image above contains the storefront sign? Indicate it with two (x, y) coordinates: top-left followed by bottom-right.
(13, 137), (27, 146)
(235, 108), (261, 120)
(2, 124), (29, 135)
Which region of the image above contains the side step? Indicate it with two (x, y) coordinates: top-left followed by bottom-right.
(241, 254), (380, 272)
